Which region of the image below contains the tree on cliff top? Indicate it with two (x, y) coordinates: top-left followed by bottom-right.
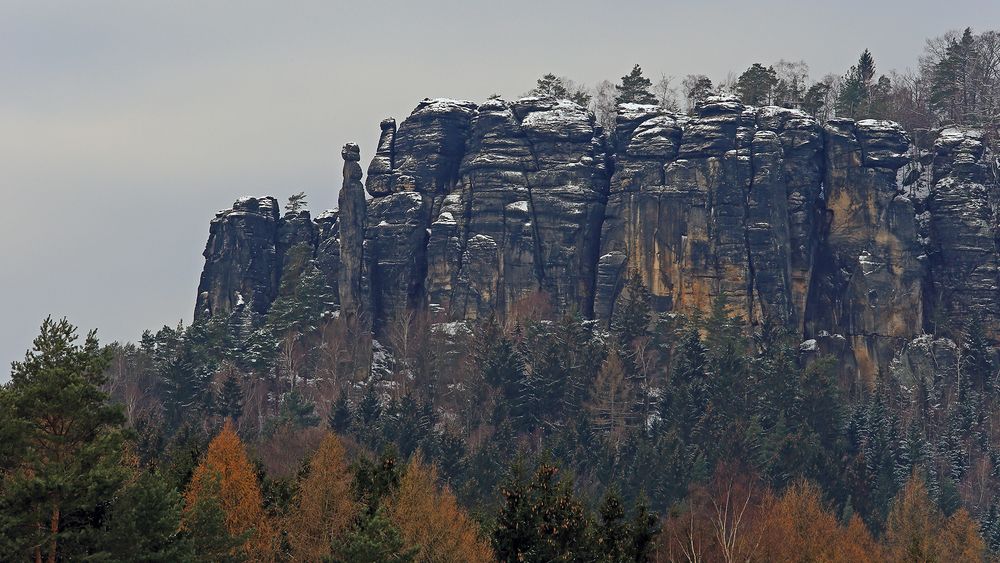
(615, 64), (658, 105)
(736, 63), (779, 106)
(530, 73), (592, 106)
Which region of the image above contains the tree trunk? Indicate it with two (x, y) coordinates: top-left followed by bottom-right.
(47, 502), (59, 563)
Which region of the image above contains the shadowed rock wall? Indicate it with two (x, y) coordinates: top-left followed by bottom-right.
(195, 96), (999, 384)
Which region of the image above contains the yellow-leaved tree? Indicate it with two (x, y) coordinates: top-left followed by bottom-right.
(756, 480), (883, 562)
(285, 432), (357, 560)
(885, 473), (985, 562)
(389, 457), (494, 562)
(184, 419), (272, 561)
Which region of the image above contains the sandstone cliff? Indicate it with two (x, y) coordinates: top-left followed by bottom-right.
(194, 95), (1000, 383)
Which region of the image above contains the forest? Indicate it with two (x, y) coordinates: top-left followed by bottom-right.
(4, 25), (1000, 563)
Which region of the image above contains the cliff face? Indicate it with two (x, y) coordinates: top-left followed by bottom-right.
(194, 95), (1000, 383)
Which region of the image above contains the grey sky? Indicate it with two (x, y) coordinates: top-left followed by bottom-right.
(2, 0), (997, 376)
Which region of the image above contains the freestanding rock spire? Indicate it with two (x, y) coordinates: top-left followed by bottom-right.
(338, 143), (367, 324)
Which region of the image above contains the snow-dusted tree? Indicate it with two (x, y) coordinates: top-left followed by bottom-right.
(615, 64), (658, 105)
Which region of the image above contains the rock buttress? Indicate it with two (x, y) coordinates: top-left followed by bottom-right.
(805, 119), (925, 386)
(428, 97), (609, 319)
(195, 196), (284, 323)
(363, 99), (476, 334)
(925, 127), (1000, 335)
(596, 96), (823, 330)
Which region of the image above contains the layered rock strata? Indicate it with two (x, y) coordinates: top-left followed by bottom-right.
(194, 96), (1000, 383)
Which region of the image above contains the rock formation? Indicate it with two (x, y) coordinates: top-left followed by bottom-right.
(194, 95), (1000, 384)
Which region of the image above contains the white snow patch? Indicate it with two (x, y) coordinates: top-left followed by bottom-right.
(506, 200), (530, 213)
(434, 211), (456, 225)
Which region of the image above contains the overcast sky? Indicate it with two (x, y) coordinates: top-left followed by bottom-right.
(2, 0), (997, 376)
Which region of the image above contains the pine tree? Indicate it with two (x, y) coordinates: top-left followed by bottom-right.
(355, 384), (384, 447)
(736, 63), (779, 106)
(615, 64), (658, 105)
(353, 448), (402, 516)
(682, 74), (715, 112)
(802, 81), (831, 117)
(285, 191), (307, 214)
(217, 372), (243, 421)
(183, 476), (248, 563)
(838, 49), (880, 118)
(529, 73), (591, 106)
(0, 317), (127, 562)
(101, 470), (193, 562)
(277, 389), (320, 429)
(531, 73), (569, 99)
(286, 433), (357, 561)
(930, 28), (978, 124)
(660, 329), (709, 443)
(184, 420), (270, 560)
(327, 507), (416, 563)
(474, 315), (525, 403)
(492, 463), (592, 561)
(610, 270), (652, 348)
(328, 391), (353, 434)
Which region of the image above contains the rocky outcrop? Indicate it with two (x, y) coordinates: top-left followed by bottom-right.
(194, 95), (999, 385)
(338, 143), (366, 320)
(595, 98), (825, 331)
(925, 127), (1000, 336)
(195, 196), (284, 322)
(805, 119), (925, 385)
(432, 97), (609, 319)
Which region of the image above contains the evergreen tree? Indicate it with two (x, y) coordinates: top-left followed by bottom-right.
(615, 64), (658, 105)
(159, 345), (211, 431)
(327, 507), (416, 563)
(0, 317), (127, 562)
(183, 476), (248, 563)
(736, 63), (779, 106)
(682, 74), (715, 111)
(275, 388), (321, 429)
(610, 270), (652, 348)
(474, 315), (525, 404)
(492, 463), (592, 562)
(802, 81), (831, 117)
(660, 329), (709, 444)
(328, 391), (353, 434)
(217, 372), (243, 421)
(530, 73), (592, 106)
(266, 263), (337, 336)
(356, 384), (384, 447)
(930, 28), (978, 124)
(352, 448), (402, 516)
(838, 49), (880, 118)
(285, 191), (307, 214)
(101, 470), (192, 562)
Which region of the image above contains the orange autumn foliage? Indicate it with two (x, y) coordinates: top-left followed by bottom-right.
(658, 470), (887, 563)
(885, 474), (985, 563)
(285, 432), (357, 561)
(756, 480), (883, 563)
(184, 419), (272, 561)
(389, 457), (494, 563)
